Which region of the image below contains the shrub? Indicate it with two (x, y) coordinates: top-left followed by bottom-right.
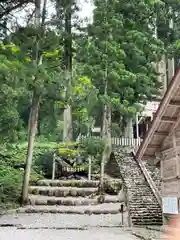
(79, 137), (104, 157)
(58, 148), (79, 158)
(0, 166), (23, 210)
(0, 142), (57, 210)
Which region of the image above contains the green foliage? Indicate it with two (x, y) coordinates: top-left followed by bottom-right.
(156, 0), (180, 69)
(58, 148), (79, 158)
(56, 141), (84, 159)
(33, 146), (55, 179)
(0, 0), (176, 209)
(80, 137), (105, 157)
(0, 142), (56, 210)
(0, 166), (23, 210)
(58, 141), (78, 148)
(77, 0), (164, 122)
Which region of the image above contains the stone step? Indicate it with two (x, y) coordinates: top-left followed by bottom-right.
(130, 208), (162, 214)
(129, 202), (159, 205)
(131, 194), (156, 196)
(17, 203), (121, 215)
(130, 198), (157, 201)
(133, 222), (163, 226)
(130, 209), (162, 214)
(131, 214), (162, 218)
(130, 205), (161, 209)
(28, 186), (97, 197)
(129, 191), (154, 193)
(127, 185), (148, 188)
(129, 189), (154, 192)
(132, 218), (163, 222)
(130, 202), (160, 206)
(131, 213), (162, 217)
(129, 202), (160, 205)
(129, 205), (161, 209)
(37, 179), (100, 188)
(132, 217), (162, 221)
(128, 188), (152, 191)
(132, 219), (162, 224)
(130, 210), (162, 214)
(112, 151), (163, 226)
(130, 195), (156, 198)
(28, 194), (121, 206)
(128, 186), (152, 189)
(129, 203), (160, 209)
(129, 196), (157, 199)
(129, 203), (159, 206)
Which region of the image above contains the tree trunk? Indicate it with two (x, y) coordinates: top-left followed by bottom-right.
(37, 116), (41, 136)
(63, 1), (73, 142)
(63, 103), (73, 141)
(98, 0), (111, 201)
(22, 93), (40, 204)
(124, 118), (133, 138)
(99, 103), (111, 199)
(21, 0), (42, 204)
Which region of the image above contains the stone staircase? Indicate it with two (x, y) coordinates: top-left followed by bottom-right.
(113, 149), (163, 226)
(17, 179), (126, 226)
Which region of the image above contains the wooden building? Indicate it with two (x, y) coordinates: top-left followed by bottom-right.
(136, 66), (180, 218)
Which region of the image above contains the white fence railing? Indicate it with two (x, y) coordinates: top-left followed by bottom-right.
(79, 136), (142, 148)
(111, 137), (142, 147)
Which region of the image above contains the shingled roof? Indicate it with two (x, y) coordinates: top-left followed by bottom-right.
(136, 66), (180, 161)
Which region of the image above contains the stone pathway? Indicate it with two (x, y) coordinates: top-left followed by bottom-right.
(0, 212), (165, 240)
(0, 213), (122, 228)
(131, 227), (163, 240)
(0, 227), (138, 240)
(0, 213), (136, 240)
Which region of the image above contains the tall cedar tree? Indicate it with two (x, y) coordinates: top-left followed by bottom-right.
(55, 0), (77, 141)
(77, 0), (164, 195)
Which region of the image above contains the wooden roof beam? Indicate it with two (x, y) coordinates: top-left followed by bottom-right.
(161, 110), (180, 149)
(160, 116), (177, 123)
(169, 100), (180, 107)
(147, 144), (161, 149)
(154, 131), (168, 136)
(142, 154), (155, 159)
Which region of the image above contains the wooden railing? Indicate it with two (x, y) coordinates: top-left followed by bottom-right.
(52, 154), (91, 180)
(111, 137), (142, 147)
(80, 136), (142, 148)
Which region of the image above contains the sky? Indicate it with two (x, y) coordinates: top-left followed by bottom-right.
(12, 0), (94, 27)
(76, 0), (94, 20)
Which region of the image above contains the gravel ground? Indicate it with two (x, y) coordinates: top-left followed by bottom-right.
(131, 227), (164, 240)
(0, 212), (137, 240)
(0, 213), (122, 228)
(0, 212), (165, 240)
(0, 228), (138, 240)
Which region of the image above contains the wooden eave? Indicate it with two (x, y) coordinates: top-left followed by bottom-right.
(136, 66), (180, 161)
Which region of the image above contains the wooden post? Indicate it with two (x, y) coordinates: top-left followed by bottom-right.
(120, 204), (124, 225)
(52, 153), (56, 180)
(135, 113), (139, 146)
(172, 131), (179, 177)
(88, 156), (92, 181)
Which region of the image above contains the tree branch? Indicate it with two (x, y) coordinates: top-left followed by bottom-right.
(0, 1), (33, 19)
